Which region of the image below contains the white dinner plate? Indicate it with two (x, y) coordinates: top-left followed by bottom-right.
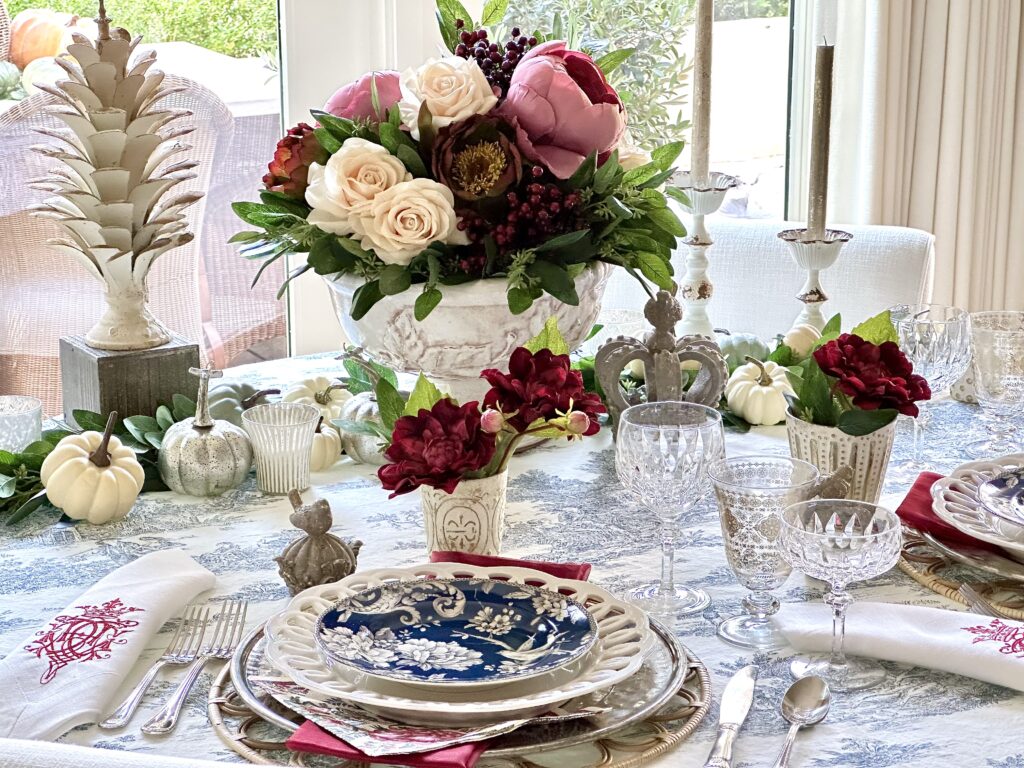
(264, 563), (653, 726)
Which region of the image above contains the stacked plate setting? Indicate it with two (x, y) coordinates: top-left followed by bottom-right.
(930, 453), (1024, 577)
(262, 563), (655, 727)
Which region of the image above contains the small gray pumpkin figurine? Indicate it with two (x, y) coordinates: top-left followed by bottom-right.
(276, 490), (362, 595)
(158, 368), (253, 496)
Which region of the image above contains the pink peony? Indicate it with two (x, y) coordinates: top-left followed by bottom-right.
(500, 41), (626, 179)
(324, 71), (402, 122)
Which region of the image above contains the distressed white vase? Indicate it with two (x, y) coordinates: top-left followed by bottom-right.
(420, 471), (508, 556)
(324, 263), (612, 403)
(785, 412), (896, 503)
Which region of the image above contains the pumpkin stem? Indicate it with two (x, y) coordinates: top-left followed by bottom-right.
(190, 366), (223, 430)
(315, 416), (324, 434)
(315, 384), (347, 405)
(287, 489), (303, 511)
(744, 356), (774, 387)
(241, 388), (280, 411)
(88, 411), (118, 468)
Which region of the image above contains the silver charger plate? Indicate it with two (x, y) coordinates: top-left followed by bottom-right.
(228, 617), (699, 758)
(919, 530), (1024, 583)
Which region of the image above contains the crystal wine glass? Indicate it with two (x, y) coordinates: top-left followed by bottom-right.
(969, 311), (1024, 457)
(615, 401), (725, 616)
(889, 304), (972, 470)
(779, 499), (902, 691)
(708, 456), (820, 650)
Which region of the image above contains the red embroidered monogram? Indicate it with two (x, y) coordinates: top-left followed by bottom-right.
(962, 619), (1024, 657)
(24, 599), (144, 684)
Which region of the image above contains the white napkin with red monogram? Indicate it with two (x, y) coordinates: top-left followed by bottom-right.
(0, 549), (215, 740)
(777, 602), (1024, 691)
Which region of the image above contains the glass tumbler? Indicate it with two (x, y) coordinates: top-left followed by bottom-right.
(0, 396), (43, 452)
(708, 455), (820, 650)
(969, 311), (1024, 457)
(779, 499), (902, 691)
(242, 403), (320, 494)
(615, 401), (725, 617)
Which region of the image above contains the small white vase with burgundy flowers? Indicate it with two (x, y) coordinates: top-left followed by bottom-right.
(420, 471), (508, 556)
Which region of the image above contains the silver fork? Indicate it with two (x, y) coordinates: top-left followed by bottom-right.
(141, 599), (248, 735)
(958, 584), (1008, 618)
(99, 604), (210, 729)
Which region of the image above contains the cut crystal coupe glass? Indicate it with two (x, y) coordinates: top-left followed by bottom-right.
(779, 499), (902, 691)
(889, 304), (972, 471)
(708, 456), (820, 650)
(968, 311), (1024, 457)
(614, 401), (725, 617)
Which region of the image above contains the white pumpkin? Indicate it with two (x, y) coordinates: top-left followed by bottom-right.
(310, 419), (342, 472)
(282, 377), (352, 420)
(40, 412), (145, 524)
(725, 358), (795, 426)
(782, 323), (822, 358)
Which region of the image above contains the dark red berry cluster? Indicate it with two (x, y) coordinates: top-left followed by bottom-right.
(453, 20), (537, 96)
(456, 165), (584, 262)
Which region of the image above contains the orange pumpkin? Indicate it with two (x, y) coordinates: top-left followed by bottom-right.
(10, 9), (85, 69)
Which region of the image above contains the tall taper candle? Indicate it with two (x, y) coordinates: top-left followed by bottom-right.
(691, 0), (713, 186)
(806, 43), (834, 239)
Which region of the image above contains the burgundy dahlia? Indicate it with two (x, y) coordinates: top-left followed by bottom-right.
(813, 334), (931, 416)
(377, 399), (497, 497)
(481, 347), (605, 435)
(433, 114), (523, 202)
(262, 123), (327, 199)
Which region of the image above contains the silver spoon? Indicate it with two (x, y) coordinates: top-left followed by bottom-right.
(771, 675), (831, 768)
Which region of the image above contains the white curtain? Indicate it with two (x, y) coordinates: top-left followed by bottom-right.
(825, 0), (1024, 311)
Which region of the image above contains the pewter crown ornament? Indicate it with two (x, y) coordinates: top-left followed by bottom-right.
(594, 290), (728, 433)
(276, 490), (363, 596)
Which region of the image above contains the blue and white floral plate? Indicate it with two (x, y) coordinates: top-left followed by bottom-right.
(264, 564), (653, 726)
(978, 466), (1024, 527)
(315, 578), (598, 690)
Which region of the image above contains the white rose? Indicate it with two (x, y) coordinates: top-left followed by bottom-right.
(399, 57), (498, 139)
(305, 137), (411, 236)
(358, 178), (469, 265)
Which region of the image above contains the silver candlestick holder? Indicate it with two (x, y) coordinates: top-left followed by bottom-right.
(675, 171), (739, 338)
(777, 228), (853, 330)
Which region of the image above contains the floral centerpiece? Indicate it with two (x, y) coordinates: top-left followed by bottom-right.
(232, 0), (685, 401)
(785, 311), (931, 502)
(346, 319), (604, 555)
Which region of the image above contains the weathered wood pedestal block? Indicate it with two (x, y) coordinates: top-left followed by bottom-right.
(59, 335), (200, 427)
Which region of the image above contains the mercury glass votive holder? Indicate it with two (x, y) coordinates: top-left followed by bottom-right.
(0, 396), (43, 452)
(242, 403), (320, 494)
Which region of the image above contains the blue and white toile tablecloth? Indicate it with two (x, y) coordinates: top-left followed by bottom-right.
(1, 354), (1022, 768)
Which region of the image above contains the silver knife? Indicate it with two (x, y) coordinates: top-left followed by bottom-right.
(702, 665), (758, 768)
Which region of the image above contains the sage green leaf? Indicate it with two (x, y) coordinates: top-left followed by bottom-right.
(7, 490), (52, 525)
(768, 344), (796, 366)
(375, 379), (406, 433)
(231, 202), (300, 230)
(378, 122), (403, 154)
(507, 286), (534, 315)
(42, 429), (72, 445)
(645, 206), (686, 237)
(799, 361), (838, 427)
(527, 260), (578, 305)
(851, 309), (899, 345)
(396, 144), (429, 177)
(594, 48), (635, 76)
(0, 475), (15, 498)
(259, 191), (311, 217)
(351, 280), (385, 321)
(379, 264), (413, 296)
(821, 313), (843, 337)
(228, 231), (262, 244)
(0, 450), (17, 467)
(155, 405), (174, 430)
(172, 394), (196, 421)
(635, 252), (674, 290)
(534, 229), (590, 253)
(415, 287), (443, 321)
(309, 236), (357, 275)
(21, 440), (53, 457)
(606, 197), (634, 220)
(72, 410), (108, 432)
(123, 415), (161, 443)
(651, 140), (685, 171)
(403, 373), (446, 416)
(332, 419), (384, 438)
(313, 126), (342, 154)
(524, 317), (570, 355)
(592, 151), (622, 194)
(666, 186), (690, 207)
(480, 0), (508, 25)
(585, 323), (604, 341)
(837, 408), (898, 436)
(144, 432), (164, 450)
(567, 152), (597, 189)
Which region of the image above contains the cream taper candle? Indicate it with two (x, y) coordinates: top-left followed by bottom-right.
(806, 43), (834, 239)
(691, 0), (713, 186)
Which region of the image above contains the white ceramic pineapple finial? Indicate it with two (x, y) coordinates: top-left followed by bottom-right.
(29, 0), (201, 350)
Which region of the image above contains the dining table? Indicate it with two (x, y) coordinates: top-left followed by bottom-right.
(1, 352), (1022, 768)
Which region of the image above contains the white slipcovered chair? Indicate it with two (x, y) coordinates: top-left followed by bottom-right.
(0, 74), (233, 414)
(601, 215), (936, 338)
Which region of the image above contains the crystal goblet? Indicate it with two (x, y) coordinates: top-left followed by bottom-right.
(968, 311), (1024, 457)
(779, 499), (902, 691)
(615, 401), (725, 617)
(709, 455), (820, 649)
(889, 304), (971, 470)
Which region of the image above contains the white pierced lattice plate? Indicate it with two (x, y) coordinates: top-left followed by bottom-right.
(264, 564), (653, 726)
(931, 454), (1024, 558)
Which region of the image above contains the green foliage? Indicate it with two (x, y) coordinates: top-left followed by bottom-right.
(495, 0), (696, 149)
(7, 0), (278, 58)
(851, 309), (899, 345)
(404, 374), (447, 415)
(714, 0), (789, 22)
(524, 317), (570, 355)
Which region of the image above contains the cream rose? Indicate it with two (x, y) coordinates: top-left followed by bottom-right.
(305, 137), (411, 236)
(399, 56), (498, 139)
(617, 144), (653, 171)
(359, 178), (469, 265)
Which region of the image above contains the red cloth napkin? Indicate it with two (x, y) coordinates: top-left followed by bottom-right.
(285, 552), (593, 768)
(896, 472), (1002, 553)
(286, 721), (489, 768)
(428, 551), (592, 581)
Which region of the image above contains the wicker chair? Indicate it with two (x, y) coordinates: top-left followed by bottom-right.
(0, 1), (9, 63)
(0, 73), (233, 414)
